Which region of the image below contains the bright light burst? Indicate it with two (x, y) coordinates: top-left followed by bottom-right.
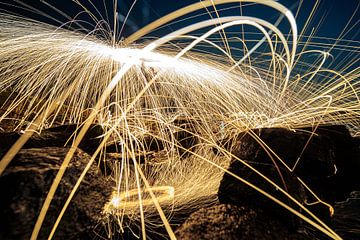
(0, 0), (359, 240)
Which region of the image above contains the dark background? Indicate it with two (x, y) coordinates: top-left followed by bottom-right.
(0, 0), (358, 39)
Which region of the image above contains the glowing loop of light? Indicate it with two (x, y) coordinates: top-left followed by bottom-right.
(105, 186), (175, 213)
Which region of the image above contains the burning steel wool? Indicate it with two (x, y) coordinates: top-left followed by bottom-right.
(0, 0), (359, 239)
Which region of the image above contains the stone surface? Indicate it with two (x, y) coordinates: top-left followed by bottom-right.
(0, 147), (112, 239)
(0, 124), (105, 158)
(175, 204), (306, 240)
(218, 157), (306, 230)
(331, 191), (360, 239)
(217, 125), (360, 203)
(217, 125), (360, 238)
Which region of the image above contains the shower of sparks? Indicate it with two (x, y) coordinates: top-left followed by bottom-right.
(0, 0), (359, 240)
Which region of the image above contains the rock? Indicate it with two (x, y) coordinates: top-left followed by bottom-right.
(219, 126), (360, 216)
(0, 124), (105, 158)
(331, 191), (360, 239)
(217, 128), (309, 229)
(218, 150), (306, 230)
(175, 204), (306, 240)
(0, 147), (112, 239)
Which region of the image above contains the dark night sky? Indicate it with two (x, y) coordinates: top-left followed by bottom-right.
(0, 0), (358, 40)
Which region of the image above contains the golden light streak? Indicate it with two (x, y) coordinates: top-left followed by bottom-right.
(105, 186), (175, 212)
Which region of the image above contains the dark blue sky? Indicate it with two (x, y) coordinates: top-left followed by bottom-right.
(0, 0), (358, 40)
(137, 0), (359, 40)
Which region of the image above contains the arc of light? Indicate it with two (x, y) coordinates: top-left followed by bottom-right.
(173, 35), (241, 66)
(136, 16), (290, 94)
(224, 17), (289, 71)
(169, 16), (290, 68)
(124, 0), (297, 67)
(296, 50), (330, 92)
(174, 18), (277, 87)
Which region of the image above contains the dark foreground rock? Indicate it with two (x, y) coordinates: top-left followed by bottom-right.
(331, 191), (360, 239)
(219, 155), (306, 230)
(217, 125), (360, 239)
(0, 147), (112, 239)
(218, 125), (360, 201)
(175, 204), (305, 240)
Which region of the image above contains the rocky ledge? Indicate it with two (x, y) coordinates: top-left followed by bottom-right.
(0, 125), (359, 239)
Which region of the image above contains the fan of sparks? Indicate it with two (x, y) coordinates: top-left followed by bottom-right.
(0, 0), (359, 240)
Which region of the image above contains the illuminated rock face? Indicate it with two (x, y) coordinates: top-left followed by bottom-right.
(175, 204), (306, 240)
(218, 126), (360, 238)
(0, 147), (112, 240)
(219, 126), (360, 204)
